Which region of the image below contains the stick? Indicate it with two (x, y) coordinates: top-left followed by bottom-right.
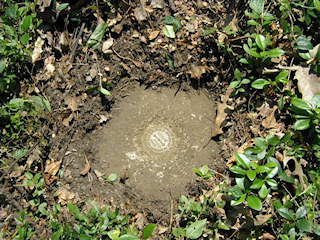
(70, 23), (85, 63)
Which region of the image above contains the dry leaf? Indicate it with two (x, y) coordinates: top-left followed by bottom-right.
(187, 65), (207, 79)
(262, 106), (279, 129)
(62, 112), (75, 127)
(45, 159), (62, 176)
(262, 233), (276, 240)
(149, 30), (160, 40)
(32, 37), (45, 63)
(283, 153), (307, 190)
(80, 157), (91, 176)
(102, 38), (114, 53)
(56, 186), (75, 205)
(211, 89), (234, 137)
(295, 66), (320, 103)
(134, 1), (148, 22)
(254, 214), (273, 226)
(37, 0), (51, 12)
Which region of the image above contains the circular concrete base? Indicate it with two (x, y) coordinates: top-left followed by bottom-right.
(93, 87), (218, 201)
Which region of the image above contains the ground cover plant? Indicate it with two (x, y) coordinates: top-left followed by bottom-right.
(1, 0), (320, 239)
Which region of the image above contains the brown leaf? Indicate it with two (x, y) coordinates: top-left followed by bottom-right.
(262, 233), (276, 240)
(80, 157), (91, 176)
(254, 214), (273, 226)
(283, 153), (307, 190)
(56, 186), (75, 205)
(149, 30), (160, 40)
(62, 112), (75, 127)
(262, 106), (279, 129)
(295, 66), (320, 103)
(45, 159), (62, 176)
(211, 89), (234, 137)
(186, 65), (207, 79)
(37, 0), (52, 12)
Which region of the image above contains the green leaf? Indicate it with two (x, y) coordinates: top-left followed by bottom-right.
(266, 135), (280, 146)
(250, 179), (264, 189)
(292, 98), (312, 111)
(247, 195), (262, 211)
(236, 177), (245, 190)
(229, 81), (240, 89)
(295, 36), (313, 50)
(6, 5), (18, 18)
(100, 87), (111, 96)
(142, 224), (156, 239)
(185, 219), (207, 239)
(163, 25), (176, 38)
(235, 153), (251, 169)
(254, 137), (268, 150)
(119, 235), (139, 240)
(249, 0), (264, 15)
(278, 207), (294, 220)
(229, 166), (246, 175)
(25, 172), (33, 180)
(243, 44), (260, 58)
(296, 219), (312, 232)
(0, 60), (6, 74)
(275, 70), (289, 84)
(251, 79), (270, 89)
(21, 15), (32, 32)
(106, 173), (117, 182)
(247, 19), (260, 25)
(67, 203), (81, 219)
(88, 23), (108, 47)
(255, 34), (267, 51)
(315, 0), (320, 11)
(13, 149), (28, 160)
(266, 179), (278, 187)
(231, 194), (246, 206)
(266, 166), (278, 179)
(294, 119), (311, 130)
(296, 206), (307, 219)
(299, 52), (312, 60)
(162, 16), (182, 32)
(258, 184), (268, 198)
(20, 33), (30, 45)
(261, 48), (285, 58)
(56, 3), (69, 11)
(234, 68), (242, 81)
(39, 202), (48, 215)
(246, 170), (257, 181)
(312, 93), (320, 108)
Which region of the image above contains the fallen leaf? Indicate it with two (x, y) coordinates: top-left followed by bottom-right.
(32, 37), (45, 63)
(80, 157), (91, 176)
(62, 112), (75, 127)
(283, 153), (307, 190)
(134, 1), (148, 22)
(254, 214), (273, 226)
(262, 233), (276, 240)
(295, 66), (320, 103)
(186, 65), (207, 79)
(262, 106), (280, 129)
(45, 159), (62, 176)
(37, 0), (51, 12)
(102, 38), (114, 53)
(56, 186), (75, 205)
(149, 30), (160, 40)
(211, 89), (234, 137)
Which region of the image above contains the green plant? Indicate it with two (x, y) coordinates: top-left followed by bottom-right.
(228, 135), (294, 210)
(0, 1), (41, 94)
(162, 16), (182, 39)
(12, 210), (35, 240)
(193, 165), (214, 179)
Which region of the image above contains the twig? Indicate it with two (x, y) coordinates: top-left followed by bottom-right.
(112, 42), (142, 68)
(228, 220), (246, 239)
(0, 140), (40, 182)
(70, 23), (85, 63)
(168, 192), (174, 233)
